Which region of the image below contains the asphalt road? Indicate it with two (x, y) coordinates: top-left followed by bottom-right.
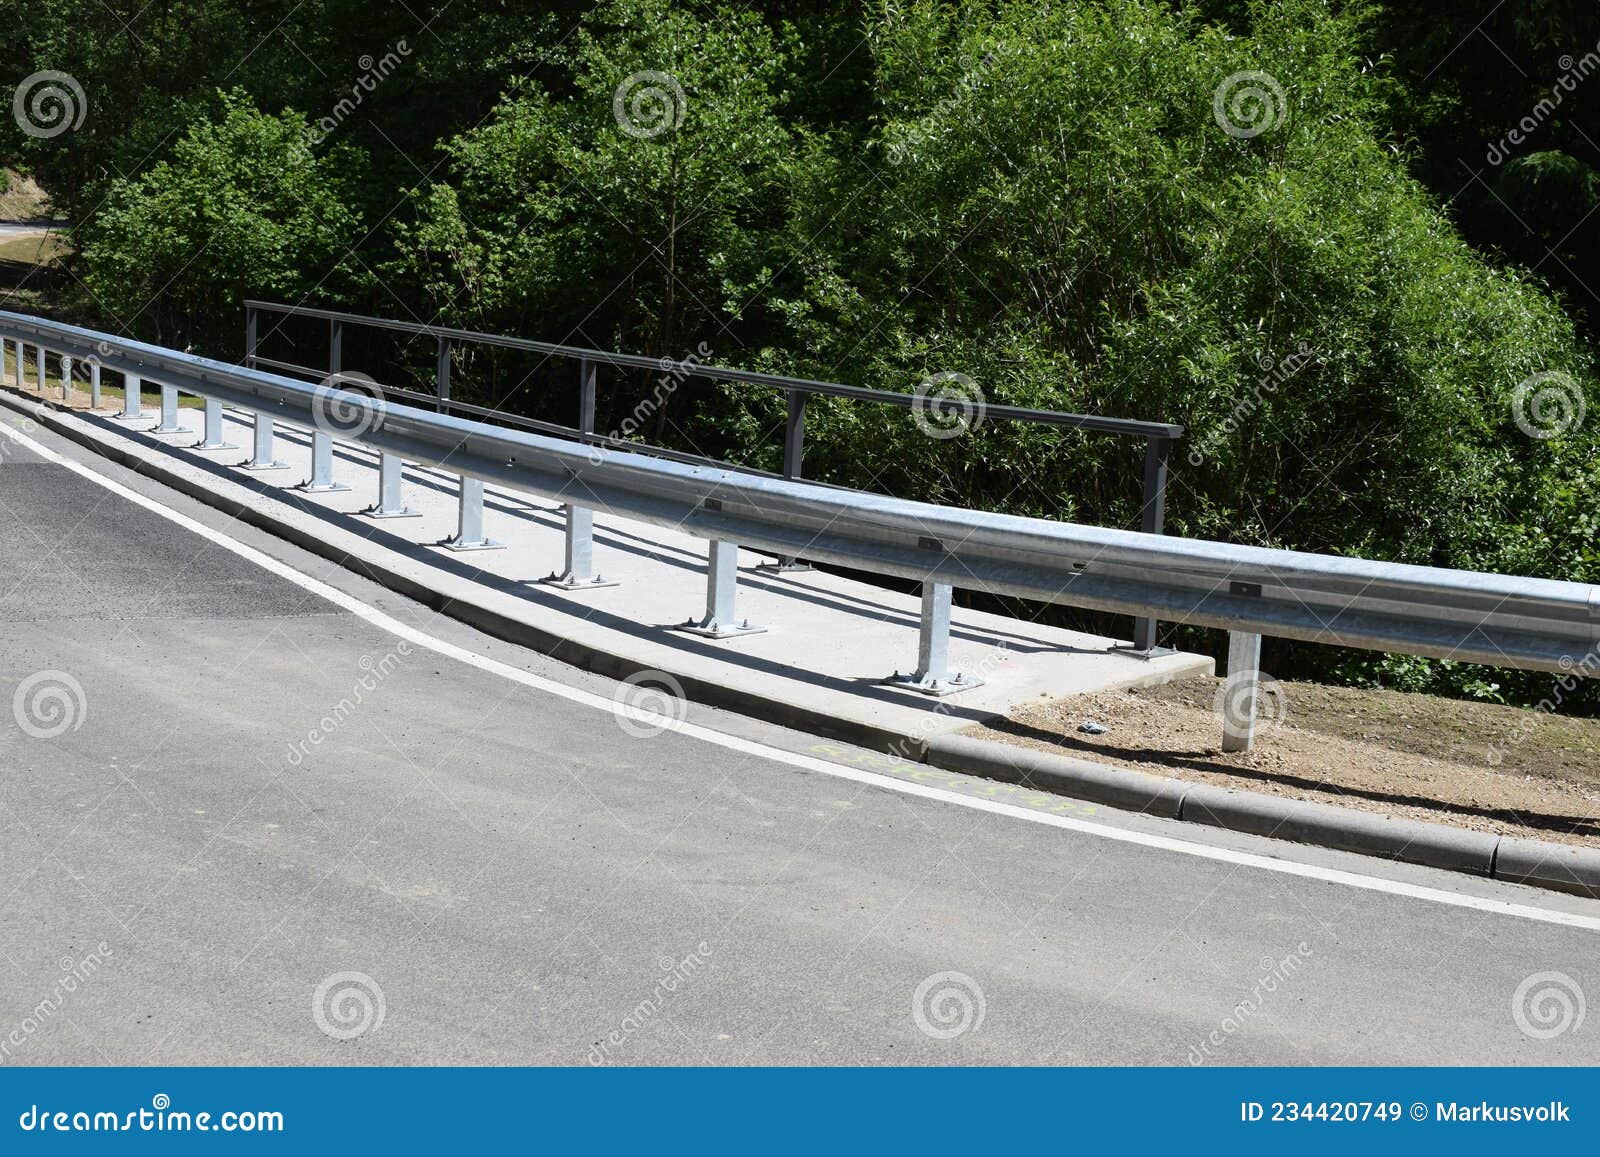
(0, 416), (1596, 1065)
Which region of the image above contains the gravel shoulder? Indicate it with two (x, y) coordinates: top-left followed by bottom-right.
(967, 675), (1600, 848)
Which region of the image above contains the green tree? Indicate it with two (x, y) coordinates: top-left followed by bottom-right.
(754, 0), (1599, 700)
(394, 0), (799, 436)
(81, 90), (365, 349)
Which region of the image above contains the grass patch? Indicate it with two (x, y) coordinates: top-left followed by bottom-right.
(0, 230), (72, 266)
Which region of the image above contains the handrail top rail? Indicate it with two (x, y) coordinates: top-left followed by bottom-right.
(243, 299), (1185, 441)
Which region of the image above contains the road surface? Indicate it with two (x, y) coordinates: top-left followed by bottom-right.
(0, 414), (1595, 1064)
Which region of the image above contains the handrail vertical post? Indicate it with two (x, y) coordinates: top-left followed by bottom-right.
(1131, 436), (1170, 654)
(244, 305), (258, 369)
(89, 359), (101, 409)
(548, 357), (616, 589)
(59, 355), (72, 401)
(329, 318), (343, 376)
(435, 337), (451, 413)
(34, 344), (44, 394)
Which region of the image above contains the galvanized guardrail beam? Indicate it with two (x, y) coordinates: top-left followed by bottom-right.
(5, 312), (1597, 750)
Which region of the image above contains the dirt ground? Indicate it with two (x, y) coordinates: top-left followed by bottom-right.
(968, 674), (1600, 848)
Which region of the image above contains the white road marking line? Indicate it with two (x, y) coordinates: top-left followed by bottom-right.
(5, 413), (1599, 932)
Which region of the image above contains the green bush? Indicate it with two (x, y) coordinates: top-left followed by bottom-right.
(81, 90), (365, 350)
(745, 0), (1599, 701)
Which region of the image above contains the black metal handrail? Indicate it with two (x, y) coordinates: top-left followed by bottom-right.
(244, 300), (1183, 651)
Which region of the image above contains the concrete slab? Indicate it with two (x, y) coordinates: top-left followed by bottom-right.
(2, 383), (1211, 747)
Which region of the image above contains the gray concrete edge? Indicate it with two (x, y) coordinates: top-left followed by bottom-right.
(8, 385), (1599, 902)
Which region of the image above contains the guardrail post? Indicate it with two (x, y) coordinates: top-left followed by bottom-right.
(194, 397), (238, 451)
(34, 345), (44, 394)
(364, 453), (420, 519)
(115, 373), (144, 420)
(9, 339), (19, 386)
(59, 355), (72, 401)
(1130, 436), (1171, 655)
(435, 338), (451, 413)
(887, 582), (984, 696)
(243, 409), (288, 470)
(299, 320), (349, 490)
(549, 358), (617, 590)
(443, 476), (502, 550)
(151, 383), (189, 434)
(298, 432), (349, 492)
(1220, 630), (1263, 753)
(89, 360), (101, 409)
(680, 540), (764, 638)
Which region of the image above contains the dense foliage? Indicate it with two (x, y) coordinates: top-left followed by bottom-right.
(4, 0), (1598, 707)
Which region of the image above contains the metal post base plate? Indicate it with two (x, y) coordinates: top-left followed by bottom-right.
(194, 439), (239, 451)
(754, 558), (813, 574)
(295, 480), (351, 493)
(1111, 644), (1177, 660)
(239, 459), (291, 472)
(543, 573), (620, 591)
(363, 506), (423, 520)
(440, 537), (504, 552)
(149, 423), (192, 435)
(676, 618), (766, 640)
(883, 671), (986, 697)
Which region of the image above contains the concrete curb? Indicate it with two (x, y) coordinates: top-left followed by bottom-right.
(924, 732), (1600, 898)
(7, 387), (1600, 902)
